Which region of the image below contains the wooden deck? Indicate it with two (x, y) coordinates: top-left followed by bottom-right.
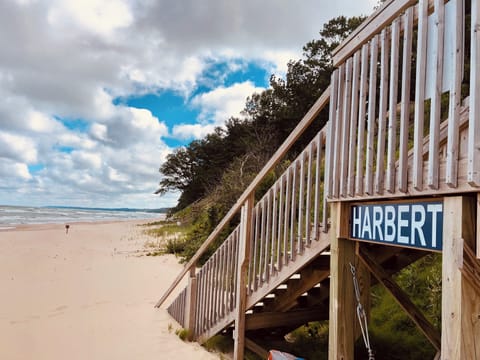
(157, 0), (480, 358)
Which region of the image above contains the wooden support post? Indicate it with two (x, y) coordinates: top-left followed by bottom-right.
(477, 193), (480, 260)
(233, 195), (254, 360)
(329, 202), (356, 360)
(184, 265), (197, 341)
(245, 338), (269, 359)
(442, 196), (480, 359)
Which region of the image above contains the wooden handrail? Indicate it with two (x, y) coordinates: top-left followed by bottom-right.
(154, 86), (331, 308)
(332, 0), (417, 66)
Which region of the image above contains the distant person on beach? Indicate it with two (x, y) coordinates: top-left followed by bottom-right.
(65, 224), (70, 234)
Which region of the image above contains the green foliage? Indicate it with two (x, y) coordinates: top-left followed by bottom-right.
(202, 334), (233, 353)
(175, 328), (191, 341)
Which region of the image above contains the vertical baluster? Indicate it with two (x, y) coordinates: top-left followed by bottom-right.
(376, 28), (390, 195)
(247, 208), (256, 296)
(366, 35), (379, 195)
(283, 167), (292, 265)
(313, 132), (324, 234)
(252, 204), (260, 291)
(212, 253), (218, 324)
(449, 0), (465, 186)
(258, 199), (266, 287)
(205, 260), (212, 330)
(220, 243), (226, 316)
(468, 0), (480, 186)
(387, 18), (400, 193)
(194, 269), (201, 336)
(200, 269), (206, 332)
(298, 152), (306, 255)
(264, 189), (272, 282)
(208, 257), (214, 325)
(399, 7), (413, 193)
(305, 143), (313, 246)
(356, 43), (369, 195)
(348, 51), (360, 197)
(248, 202), (256, 293)
(227, 235), (234, 312)
(290, 161), (298, 262)
(333, 64), (345, 198)
(325, 70), (339, 198)
(232, 229), (240, 311)
(271, 184), (278, 275)
(340, 58), (353, 197)
(413, 0), (428, 191)
(277, 175), (285, 271)
(428, 0), (445, 189)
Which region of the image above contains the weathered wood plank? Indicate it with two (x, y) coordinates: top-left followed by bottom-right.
(328, 202), (355, 359)
(252, 206), (260, 292)
(313, 134), (321, 239)
(366, 36), (379, 195)
(413, 0), (428, 191)
(333, 64), (345, 198)
(326, 72), (338, 199)
(264, 190), (272, 283)
(442, 196), (480, 359)
(386, 18), (400, 193)
(233, 196), (253, 360)
(185, 267), (197, 340)
(298, 153), (306, 254)
(340, 58), (353, 197)
(290, 162), (298, 262)
(398, 7), (414, 193)
(477, 193), (480, 259)
(469, 0), (480, 186)
(375, 28), (390, 195)
(358, 245), (441, 350)
(348, 51), (360, 196)
(305, 144), (313, 246)
(284, 168), (292, 266)
(427, 0), (444, 189)
(271, 185), (278, 275)
(277, 175), (285, 270)
(445, 0), (462, 188)
(356, 44), (369, 196)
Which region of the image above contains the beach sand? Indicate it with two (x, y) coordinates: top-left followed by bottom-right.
(0, 221), (220, 360)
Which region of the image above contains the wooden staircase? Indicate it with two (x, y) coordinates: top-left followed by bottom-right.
(156, 0), (480, 358)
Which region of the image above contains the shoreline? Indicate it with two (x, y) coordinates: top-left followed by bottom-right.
(0, 220), (219, 360)
(0, 218), (161, 232)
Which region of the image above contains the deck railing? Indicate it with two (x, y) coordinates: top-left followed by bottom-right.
(158, 0), (480, 357)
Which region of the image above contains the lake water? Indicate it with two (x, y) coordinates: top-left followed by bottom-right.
(0, 205), (165, 228)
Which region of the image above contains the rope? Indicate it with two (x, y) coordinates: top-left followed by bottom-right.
(349, 262), (375, 360)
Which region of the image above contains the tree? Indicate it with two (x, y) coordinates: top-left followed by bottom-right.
(157, 16), (365, 213)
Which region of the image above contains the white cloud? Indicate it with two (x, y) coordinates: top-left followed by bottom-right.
(47, 0), (133, 38)
(192, 81), (265, 124)
(0, 160), (32, 181)
(0, 0), (376, 208)
(171, 123), (216, 140)
(0, 132), (37, 163)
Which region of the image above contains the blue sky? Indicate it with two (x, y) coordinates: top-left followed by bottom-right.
(0, 0), (376, 209)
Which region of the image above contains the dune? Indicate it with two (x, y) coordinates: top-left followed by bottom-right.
(0, 221), (220, 360)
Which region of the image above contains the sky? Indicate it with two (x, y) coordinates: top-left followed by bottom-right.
(0, 0), (376, 209)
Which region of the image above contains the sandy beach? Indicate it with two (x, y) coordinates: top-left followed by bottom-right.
(0, 221), (220, 360)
